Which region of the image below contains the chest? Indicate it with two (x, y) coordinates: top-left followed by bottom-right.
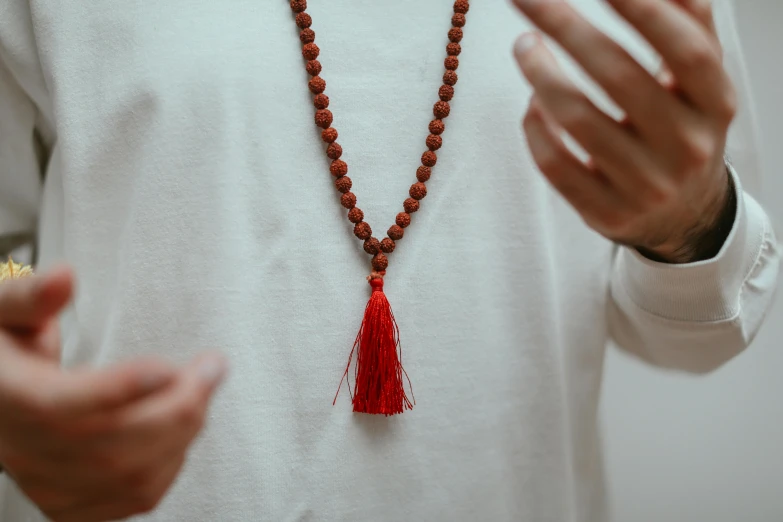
(32, 1), (660, 126)
(30, 1), (658, 293)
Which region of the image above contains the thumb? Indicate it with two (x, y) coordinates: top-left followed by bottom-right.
(0, 265), (74, 331)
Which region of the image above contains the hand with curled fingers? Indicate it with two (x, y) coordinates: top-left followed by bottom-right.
(0, 265), (228, 522)
(513, 0), (737, 263)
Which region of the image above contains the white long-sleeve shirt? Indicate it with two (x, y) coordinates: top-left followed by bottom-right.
(0, 1), (779, 521)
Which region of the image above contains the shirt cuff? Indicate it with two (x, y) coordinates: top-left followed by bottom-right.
(612, 166), (771, 323)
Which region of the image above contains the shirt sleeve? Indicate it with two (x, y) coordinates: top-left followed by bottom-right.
(607, 0), (781, 373)
(608, 169), (780, 373)
(0, 55), (43, 257)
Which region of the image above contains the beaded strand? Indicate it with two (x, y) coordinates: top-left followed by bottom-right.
(290, 0), (469, 274)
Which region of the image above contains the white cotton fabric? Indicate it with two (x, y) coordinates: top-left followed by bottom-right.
(0, 1), (779, 521)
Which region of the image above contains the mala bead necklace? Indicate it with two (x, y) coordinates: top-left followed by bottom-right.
(289, 0), (470, 416)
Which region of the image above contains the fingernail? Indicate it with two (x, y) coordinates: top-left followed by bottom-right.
(514, 33), (538, 56)
(197, 355), (227, 385)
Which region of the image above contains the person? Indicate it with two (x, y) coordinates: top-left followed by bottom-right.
(0, 0), (779, 520)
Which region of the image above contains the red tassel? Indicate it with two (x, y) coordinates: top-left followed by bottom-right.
(335, 275), (413, 415)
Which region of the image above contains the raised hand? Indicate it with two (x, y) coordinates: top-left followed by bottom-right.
(513, 0), (737, 263)
(0, 267), (228, 522)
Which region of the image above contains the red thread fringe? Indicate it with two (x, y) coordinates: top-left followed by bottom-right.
(335, 277), (413, 415)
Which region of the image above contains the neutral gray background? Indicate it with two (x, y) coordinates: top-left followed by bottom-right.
(603, 3), (783, 521)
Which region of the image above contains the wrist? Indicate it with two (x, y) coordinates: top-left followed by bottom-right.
(638, 161), (736, 264)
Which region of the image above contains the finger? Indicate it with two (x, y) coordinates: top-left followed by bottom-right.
(17, 416), (185, 498)
(70, 353), (225, 475)
(110, 352), (227, 442)
(658, 0), (720, 85)
(670, 0), (717, 36)
(120, 451), (186, 516)
(51, 496), (144, 522)
(514, 33), (670, 203)
(511, 0), (694, 146)
(37, 356), (178, 417)
(523, 97), (619, 218)
(133, 452), (186, 510)
(34, 320), (61, 361)
(0, 265), (73, 330)
(605, 0), (735, 120)
(51, 502), (132, 522)
(10, 319), (61, 361)
(53, 451), (186, 521)
(19, 486), (79, 521)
